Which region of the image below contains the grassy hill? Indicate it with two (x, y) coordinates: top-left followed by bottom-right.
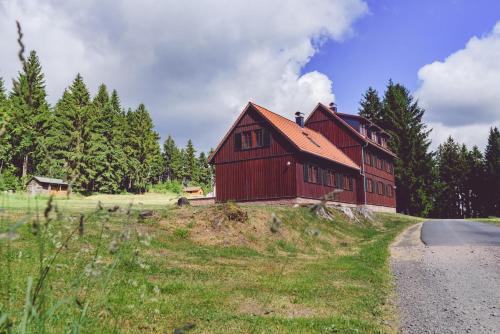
(0, 194), (421, 333)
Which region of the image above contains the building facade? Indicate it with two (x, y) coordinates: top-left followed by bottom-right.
(209, 102), (397, 212)
(27, 176), (69, 196)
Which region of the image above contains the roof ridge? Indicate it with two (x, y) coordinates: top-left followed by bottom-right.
(249, 102), (299, 125)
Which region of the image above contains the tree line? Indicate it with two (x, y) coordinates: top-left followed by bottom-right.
(359, 83), (499, 218)
(0, 51), (213, 194)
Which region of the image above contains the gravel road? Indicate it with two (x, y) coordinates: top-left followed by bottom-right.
(391, 220), (500, 334)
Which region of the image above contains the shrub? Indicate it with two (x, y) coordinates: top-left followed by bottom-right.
(148, 180), (183, 194)
(0, 170), (21, 191)
(173, 228), (189, 239)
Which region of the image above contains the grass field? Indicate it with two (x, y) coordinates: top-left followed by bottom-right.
(0, 193), (421, 333)
(467, 217), (500, 225)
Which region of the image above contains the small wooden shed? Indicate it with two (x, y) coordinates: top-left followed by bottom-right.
(27, 176), (69, 196)
(183, 186), (204, 196)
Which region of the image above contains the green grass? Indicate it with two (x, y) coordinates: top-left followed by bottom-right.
(0, 194), (421, 333)
(467, 217), (500, 225)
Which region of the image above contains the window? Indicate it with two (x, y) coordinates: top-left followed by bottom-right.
(335, 173), (344, 189)
(343, 176), (353, 191)
(235, 132), (242, 150)
(255, 129), (263, 147)
(388, 162), (394, 174)
(235, 128), (271, 150)
(360, 124), (367, 136)
(386, 184), (393, 197)
(367, 179), (373, 193)
(242, 131), (252, 149)
(365, 153), (370, 165)
(303, 164), (320, 184)
(325, 170), (335, 187)
(377, 182), (384, 195)
(381, 159), (386, 171)
(370, 154), (376, 167)
(376, 157), (382, 169)
(381, 137), (387, 147)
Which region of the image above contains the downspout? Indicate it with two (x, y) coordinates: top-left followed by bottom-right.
(360, 141), (369, 206)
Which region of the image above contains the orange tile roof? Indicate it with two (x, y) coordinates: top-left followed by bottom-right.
(250, 103), (359, 170)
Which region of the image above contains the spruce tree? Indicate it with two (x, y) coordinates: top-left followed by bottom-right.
(484, 127), (500, 216)
(466, 146), (486, 217)
(9, 50), (53, 179)
(433, 137), (462, 218)
(185, 139), (197, 183)
(380, 80), (434, 216)
(163, 135), (178, 181)
(49, 74), (93, 192)
(358, 87), (382, 123)
(195, 151), (212, 186)
(0, 77), (13, 176)
(124, 104), (162, 192)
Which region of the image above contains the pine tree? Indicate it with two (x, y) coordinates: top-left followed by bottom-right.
(124, 104), (162, 192)
(0, 77), (13, 176)
(484, 127), (500, 216)
(380, 81), (435, 216)
(8, 50), (53, 179)
(185, 139), (197, 183)
(163, 135), (178, 181)
(358, 87), (382, 123)
(49, 74), (93, 192)
(433, 137), (462, 218)
(195, 151), (212, 186)
(466, 146), (486, 217)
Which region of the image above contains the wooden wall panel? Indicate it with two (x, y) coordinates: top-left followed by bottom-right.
(364, 174), (396, 207)
(364, 147), (395, 182)
(213, 109), (294, 164)
(295, 155), (358, 204)
(215, 155), (296, 202)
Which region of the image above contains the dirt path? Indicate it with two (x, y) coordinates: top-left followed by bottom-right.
(391, 220), (500, 334)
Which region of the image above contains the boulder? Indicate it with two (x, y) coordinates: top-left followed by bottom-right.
(177, 197), (190, 206)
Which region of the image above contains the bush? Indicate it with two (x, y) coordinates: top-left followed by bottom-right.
(173, 228), (189, 239)
(148, 180), (183, 194)
(0, 170), (21, 191)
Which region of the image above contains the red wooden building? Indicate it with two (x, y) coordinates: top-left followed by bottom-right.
(209, 102), (396, 212)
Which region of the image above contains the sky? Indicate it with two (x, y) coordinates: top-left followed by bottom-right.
(0, 0), (499, 152)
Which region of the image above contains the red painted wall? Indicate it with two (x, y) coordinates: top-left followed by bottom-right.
(306, 107), (397, 208)
(215, 155), (296, 201)
(295, 154), (358, 204)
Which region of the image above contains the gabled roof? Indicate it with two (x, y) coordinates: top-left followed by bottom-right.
(334, 112), (390, 137)
(31, 176), (68, 185)
(209, 102), (360, 170)
(306, 103), (397, 157)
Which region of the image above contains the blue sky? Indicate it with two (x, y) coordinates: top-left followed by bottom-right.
(303, 0), (500, 115)
(1, 1), (499, 151)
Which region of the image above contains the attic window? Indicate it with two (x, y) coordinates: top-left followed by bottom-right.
(302, 132), (321, 148)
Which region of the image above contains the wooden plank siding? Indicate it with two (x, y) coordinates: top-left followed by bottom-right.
(213, 108), (298, 201)
(305, 105), (397, 208)
(213, 109), (294, 164)
(295, 154), (358, 204)
(215, 155), (296, 202)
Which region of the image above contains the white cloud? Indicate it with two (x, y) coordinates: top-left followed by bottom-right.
(0, 0), (367, 151)
(415, 21), (500, 149)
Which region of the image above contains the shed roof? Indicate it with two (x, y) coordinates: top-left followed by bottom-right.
(209, 102), (360, 170)
(31, 176), (68, 185)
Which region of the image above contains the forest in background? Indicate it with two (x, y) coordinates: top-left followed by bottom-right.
(0, 28), (498, 218)
(0, 50), (213, 195)
(358, 84), (499, 218)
